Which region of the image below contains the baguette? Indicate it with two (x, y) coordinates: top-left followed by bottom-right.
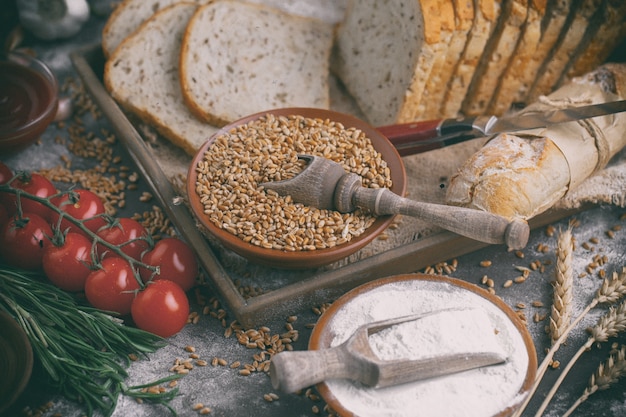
(179, 0), (334, 127)
(104, 3), (217, 155)
(446, 63), (626, 220)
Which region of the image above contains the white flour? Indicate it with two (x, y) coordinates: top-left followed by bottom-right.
(323, 279), (530, 417)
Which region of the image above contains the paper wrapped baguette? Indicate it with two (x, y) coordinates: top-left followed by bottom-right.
(445, 63), (626, 220)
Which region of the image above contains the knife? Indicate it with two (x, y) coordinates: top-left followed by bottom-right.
(377, 99), (626, 156)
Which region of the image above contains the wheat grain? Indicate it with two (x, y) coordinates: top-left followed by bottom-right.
(596, 267), (626, 304)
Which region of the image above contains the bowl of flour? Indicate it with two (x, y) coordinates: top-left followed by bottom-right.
(310, 274), (536, 417)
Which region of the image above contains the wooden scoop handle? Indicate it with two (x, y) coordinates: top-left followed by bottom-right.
(342, 178), (529, 249)
(270, 347), (354, 393)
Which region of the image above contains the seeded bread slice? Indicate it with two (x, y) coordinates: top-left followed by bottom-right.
(104, 3), (217, 155)
(440, 0), (500, 118)
(418, 0), (472, 120)
(333, 0), (456, 125)
(179, 0), (334, 127)
(101, 0), (211, 58)
(488, 0), (548, 114)
(461, 0), (530, 116)
(525, 0), (603, 102)
(562, 0), (626, 82)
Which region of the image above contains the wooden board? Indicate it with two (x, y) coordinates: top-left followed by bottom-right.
(70, 45), (579, 327)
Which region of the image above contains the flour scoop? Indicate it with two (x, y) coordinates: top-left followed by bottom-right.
(269, 308), (507, 393)
(260, 154), (529, 250)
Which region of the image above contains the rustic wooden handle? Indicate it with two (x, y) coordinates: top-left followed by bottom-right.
(269, 347), (352, 393)
(352, 185), (529, 249)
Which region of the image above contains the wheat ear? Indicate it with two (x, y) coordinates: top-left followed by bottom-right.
(562, 345), (626, 417)
(550, 228), (574, 344)
(534, 300), (626, 416)
(512, 267), (626, 417)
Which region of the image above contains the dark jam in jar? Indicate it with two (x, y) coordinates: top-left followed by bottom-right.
(0, 60), (55, 130)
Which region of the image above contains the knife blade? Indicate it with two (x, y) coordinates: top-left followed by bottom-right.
(377, 99), (626, 156)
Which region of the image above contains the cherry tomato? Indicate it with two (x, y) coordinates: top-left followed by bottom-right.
(96, 217), (150, 260)
(50, 189), (107, 235)
(84, 257), (141, 315)
(131, 280), (189, 338)
(0, 212), (52, 270)
(0, 162), (13, 185)
(140, 237), (198, 291)
(42, 232), (94, 292)
(3, 172), (57, 219)
(0, 205), (8, 230)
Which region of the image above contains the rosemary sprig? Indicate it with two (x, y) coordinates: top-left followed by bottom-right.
(0, 265), (181, 416)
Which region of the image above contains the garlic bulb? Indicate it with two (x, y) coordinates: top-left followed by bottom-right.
(17, 0), (90, 40)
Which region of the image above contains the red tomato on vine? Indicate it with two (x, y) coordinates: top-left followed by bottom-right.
(3, 172), (57, 219)
(84, 257), (141, 315)
(131, 279), (189, 337)
(50, 189), (107, 235)
(0, 212), (52, 270)
(140, 237), (198, 291)
(42, 232), (94, 292)
(96, 217), (150, 260)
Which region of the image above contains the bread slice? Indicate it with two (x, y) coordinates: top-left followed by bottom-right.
(101, 0), (210, 58)
(508, 0), (572, 106)
(461, 0), (530, 116)
(440, 0), (501, 118)
(104, 3), (217, 155)
(561, 0), (626, 81)
(333, 0), (464, 125)
(419, 0), (474, 120)
(179, 0), (334, 127)
(525, 0), (604, 103)
(488, 0), (548, 115)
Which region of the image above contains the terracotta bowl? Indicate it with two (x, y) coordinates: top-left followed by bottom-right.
(0, 310), (34, 413)
(187, 108), (406, 269)
(309, 274), (537, 417)
(0, 51), (59, 154)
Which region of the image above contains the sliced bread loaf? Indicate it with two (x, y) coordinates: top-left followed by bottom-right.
(461, 0), (530, 116)
(418, 0), (474, 120)
(488, 0), (547, 114)
(179, 0), (334, 127)
(525, 0), (603, 102)
(333, 0), (458, 125)
(104, 3), (217, 155)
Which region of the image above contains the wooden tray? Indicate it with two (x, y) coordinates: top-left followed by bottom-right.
(70, 45), (577, 328)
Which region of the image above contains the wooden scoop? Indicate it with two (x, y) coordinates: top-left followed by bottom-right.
(260, 154), (529, 249)
(269, 309), (507, 393)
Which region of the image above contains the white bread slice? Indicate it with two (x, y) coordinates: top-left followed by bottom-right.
(101, 0), (211, 58)
(525, 0), (604, 103)
(333, 0), (457, 125)
(440, 0), (500, 118)
(104, 3), (217, 155)
(419, 0), (474, 120)
(562, 0), (626, 81)
(461, 0), (530, 116)
(179, 0), (334, 127)
(488, 0), (548, 115)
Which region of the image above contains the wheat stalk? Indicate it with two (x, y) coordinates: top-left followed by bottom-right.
(512, 267), (626, 417)
(550, 228), (574, 345)
(534, 300), (626, 416)
(562, 345), (626, 417)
